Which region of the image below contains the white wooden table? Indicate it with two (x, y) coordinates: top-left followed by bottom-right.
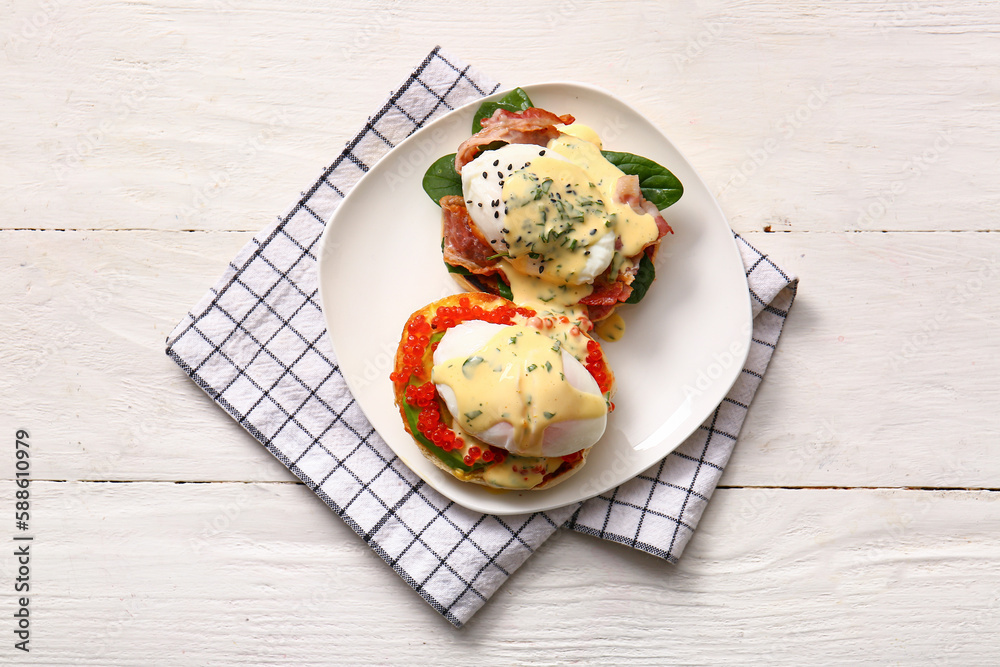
(3, 1), (999, 664)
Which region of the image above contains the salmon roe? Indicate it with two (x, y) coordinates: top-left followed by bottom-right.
(391, 300), (540, 467)
(584, 339), (612, 394)
(392, 300), (536, 389)
(389, 315), (433, 389)
(402, 380), (510, 465)
(429, 298), (534, 332)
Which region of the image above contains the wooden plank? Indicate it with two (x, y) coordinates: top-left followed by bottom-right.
(726, 231), (1000, 489)
(2, 1), (997, 662)
(2, 1), (997, 232)
(2, 481), (997, 664)
(0, 229), (294, 483)
(2, 229), (997, 488)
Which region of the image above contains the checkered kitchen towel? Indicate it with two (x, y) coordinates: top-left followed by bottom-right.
(166, 46), (798, 627)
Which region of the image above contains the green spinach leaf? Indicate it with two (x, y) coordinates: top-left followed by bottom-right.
(497, 278), (513, 301)
(471, 87), (534, 134)
(601, 151), (683, 210)
(422, 153), (462, 205)
(402, 394), (478, 472)
(624, 253), (655, 305)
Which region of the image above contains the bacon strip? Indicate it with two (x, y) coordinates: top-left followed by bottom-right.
(440, 195), (498, 274)
(455, 107), (575, 173)
(584, 303), (616, 322)
(580, 280), (632, 306)
(614, 175), (674, 238)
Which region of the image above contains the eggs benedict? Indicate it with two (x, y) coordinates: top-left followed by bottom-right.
(441, 106), (674, 324)
(390, 293), (615, 491)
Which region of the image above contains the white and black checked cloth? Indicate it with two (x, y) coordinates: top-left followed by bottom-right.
(166, 47), (798, 627)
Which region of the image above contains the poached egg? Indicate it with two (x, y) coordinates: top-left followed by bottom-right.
(431, 319), (607, 458)
(460, 130), (660, 290)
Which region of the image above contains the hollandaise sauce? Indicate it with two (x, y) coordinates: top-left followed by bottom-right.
(496, 133), (659, 290)
(431, 325), (606, 459)
(481, 454), (567, 489)
(500, 259), (593, 361)
(547, 134), (659, 259)
(595, 312), (626, 342)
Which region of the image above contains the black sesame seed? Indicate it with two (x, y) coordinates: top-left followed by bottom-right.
(494, 211), (499, 219)
(482, 171), (488, 178)
(466, 199), (472, 204)
(524, 162), (531, 168)
(493, 159), (499, 167)
(584, 250), (591, 255)
(539, 150), (546, 156)
(590, 229), (597, 235)
(499, 180), (504, 186)
(507, 164), (512, 170)
(497, 171), (504, 179)
(478, 202), (483, 207)
(501, 228), (509, 234)
(516, 236), (522, 242)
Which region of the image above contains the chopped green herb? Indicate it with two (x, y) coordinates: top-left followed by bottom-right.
(543, 411), (556, 419)
(462, 355), (484, 378)
(465, 410), (483, 421)
(533, 178), (554, 201)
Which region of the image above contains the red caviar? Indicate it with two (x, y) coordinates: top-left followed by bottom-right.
(430, 302), (531, 331)
(391, 315), (433, 388)
(395, 300), (536, 389)
(412, 390), (463, 453)
(393, 299), (551, 469)
(583, 339), (612, 394)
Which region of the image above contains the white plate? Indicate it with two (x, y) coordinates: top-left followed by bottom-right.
(317, 82), (751, 515)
